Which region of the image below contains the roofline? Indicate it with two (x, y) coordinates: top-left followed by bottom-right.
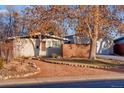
(114, 36), (124, 43)
(64, 34), (75, 37)
(7, 33), (69, 41)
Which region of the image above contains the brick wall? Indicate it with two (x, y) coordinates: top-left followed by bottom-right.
(62, 44), (90, 58)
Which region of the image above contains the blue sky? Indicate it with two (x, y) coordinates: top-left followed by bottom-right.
(0, 5), (27, 11)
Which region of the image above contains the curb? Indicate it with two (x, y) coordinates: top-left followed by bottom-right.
(1, 74), (124, 87)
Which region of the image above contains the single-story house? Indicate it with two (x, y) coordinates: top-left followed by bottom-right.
(6, 33), (68, 58)
(114, 36), (124, 55)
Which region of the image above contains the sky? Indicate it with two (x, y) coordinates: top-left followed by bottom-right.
(0, 5), (27, 11)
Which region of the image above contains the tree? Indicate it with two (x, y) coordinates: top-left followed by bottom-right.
(14, 5), (124, 60)
(23, 6), (74, 36)
(24, 5), (84, 37)
(89, 6), (99, 60)
(75, 5), (124, 61)
(0, 6), (22, 63)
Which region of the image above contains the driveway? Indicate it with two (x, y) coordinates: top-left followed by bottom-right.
(97, 55), (124, 61)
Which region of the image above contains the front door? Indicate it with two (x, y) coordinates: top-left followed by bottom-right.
(40, 41), (46, 56)
(42, 41), (46, 51)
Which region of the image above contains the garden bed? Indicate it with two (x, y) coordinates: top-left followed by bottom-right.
(0, 60), (40, 80)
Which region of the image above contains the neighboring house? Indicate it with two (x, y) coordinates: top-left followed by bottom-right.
(7, 33), (68, 58)
(64, 35), (90, 44)
(64, 35), (114, 55)
(114, 36), (124, 44)
(97, 38), (114, 55)
(114, 36), (124, 55)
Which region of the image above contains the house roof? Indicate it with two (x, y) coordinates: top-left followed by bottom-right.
(114, 36), (124, 43)
(64, 34), (91, 44)
(7, 33), (69, 41)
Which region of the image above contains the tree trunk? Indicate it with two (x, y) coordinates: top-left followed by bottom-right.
(89, 5), (99, 61)
(29, 38), (36, 57)
(98, 38), (105, 54)
(89, 38), (97, 61)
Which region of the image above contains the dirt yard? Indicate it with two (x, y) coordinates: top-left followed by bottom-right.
(0, 60), (38, 80)
(26, 59), (124, 78)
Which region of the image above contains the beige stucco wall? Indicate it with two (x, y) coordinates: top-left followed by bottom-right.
(13, 38), (39, 57)
(13, 38), (62, 58)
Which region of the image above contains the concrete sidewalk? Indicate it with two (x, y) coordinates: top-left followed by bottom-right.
(97, 55), (124, 62)
(0, 74), (124, 87)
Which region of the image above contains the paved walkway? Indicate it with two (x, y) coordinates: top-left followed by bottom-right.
(97, 55), (124, 62)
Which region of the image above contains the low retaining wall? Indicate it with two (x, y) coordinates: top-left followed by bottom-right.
(43, 59), (112, 69)
(62, 44), (90, 58)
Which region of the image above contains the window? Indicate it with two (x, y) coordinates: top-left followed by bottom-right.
(52, 41), (60, 47)
(42, 41), (46, 51)
(47, 41), (51, 47)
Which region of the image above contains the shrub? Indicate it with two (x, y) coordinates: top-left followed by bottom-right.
(52, 53), (58, 58)
(57, 56), (62, 59)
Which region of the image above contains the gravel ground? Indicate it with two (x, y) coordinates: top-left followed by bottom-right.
(0, 61), (38, 80)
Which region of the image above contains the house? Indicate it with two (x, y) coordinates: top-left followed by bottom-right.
(64, 35), (90, 44)
(7, 33), (68, 58)
(64, 35), (75, 44)
(114, 36), (124, 55)
(97, 38), (114, 55)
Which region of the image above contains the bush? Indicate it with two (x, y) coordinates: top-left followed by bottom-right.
(52, 54), (58, 58)
(0, 58), (4, 69)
